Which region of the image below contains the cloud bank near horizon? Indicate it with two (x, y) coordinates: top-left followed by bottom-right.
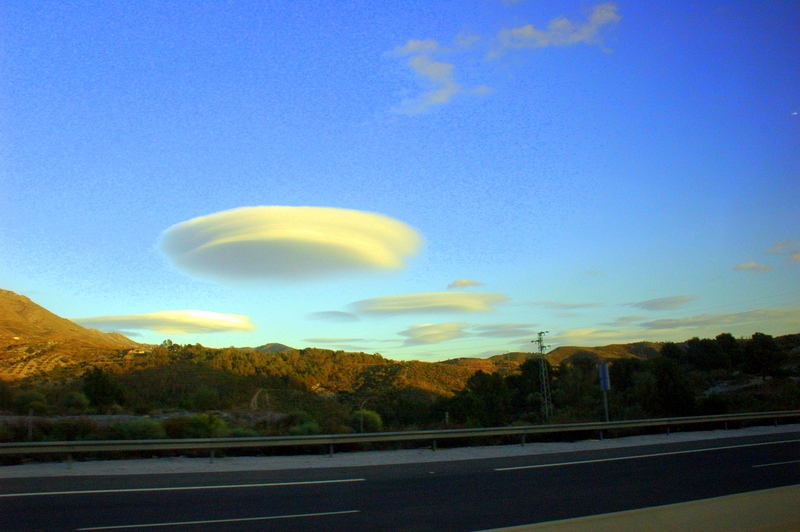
(74, 310), (256, 335)
(159, 206), (423, 282)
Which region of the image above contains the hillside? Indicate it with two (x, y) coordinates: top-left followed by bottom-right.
(545, 342), (663, 365)
(0, 289), (138, 380)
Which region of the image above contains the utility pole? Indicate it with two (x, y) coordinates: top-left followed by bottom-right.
(532, 331), (554, 422)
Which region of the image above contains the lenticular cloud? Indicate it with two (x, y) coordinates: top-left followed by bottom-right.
(159, 206), (423, 281)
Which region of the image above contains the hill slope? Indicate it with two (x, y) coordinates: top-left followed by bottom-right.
(0, 289), (138, 380)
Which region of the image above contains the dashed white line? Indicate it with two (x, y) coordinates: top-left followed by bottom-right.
(0, 478), (365, 498)
(494, 439), (800, 471)
(752, 459), (800, 468)
(76, 510), (361, 530)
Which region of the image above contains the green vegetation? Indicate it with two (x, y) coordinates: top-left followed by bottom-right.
(0, 332), (798, 444)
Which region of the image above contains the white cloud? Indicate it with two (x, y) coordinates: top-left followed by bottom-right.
(159, 206), (423, 282)
(398, 322), (470, 346)
(307, 311), (360, 322)
(303, 337), (363, 344)
(352, 291), (509, 314)
(639, 308), (800, 331)
(630, 296), (697, 311)
(74, 310), (255, 335)
(498, 3), (620, 50)
(471, 323), (539, 338)
(534, 301), (602, 309)
(447, 279), (485, 290)
(735, 262), (772, 272)
(767, 240), (800, 255)
(389, 38), (490, 114)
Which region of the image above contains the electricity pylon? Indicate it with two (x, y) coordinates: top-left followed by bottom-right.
(533, 331), (554, 422)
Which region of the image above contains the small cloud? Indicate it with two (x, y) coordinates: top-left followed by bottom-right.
(398, 322), (470, 346)
(352, 292), (508, 314)
(471, 323), (539, 338)
(307, 311), (360, 322)
(630, 296), (697, 311)
(497, 3), (620, 50)
(793, 253), (800, 263)
(303, 337), (363, 344)
(388, 38), (490, 114)
(735, 262), (772, 272)
(600, 315), (647, 327)
(74, 310), (255, 335)
(159, 206), (423, 282)
(767, 240), (800, 255)
(534, 301), (602, 310)
(447, 279), (485, 290)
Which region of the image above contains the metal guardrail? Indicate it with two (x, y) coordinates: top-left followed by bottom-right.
(1, 410), (798, 456)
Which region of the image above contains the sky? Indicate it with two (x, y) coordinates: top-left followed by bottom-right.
(1, 1), (798, 360)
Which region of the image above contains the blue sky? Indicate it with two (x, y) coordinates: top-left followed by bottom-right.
(1, 1), (798, 360)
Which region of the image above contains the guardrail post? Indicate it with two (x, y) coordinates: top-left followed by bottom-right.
(666, 424), (671, 435)
(329, 444), (334, 457)
(432, 440), (437, 451)
(598, 430), (603, 441)
(774, 418), (778, 427)
(521, 434), (526, 446)
(724, 421), (728, 430)
(209, 450), (214, 464)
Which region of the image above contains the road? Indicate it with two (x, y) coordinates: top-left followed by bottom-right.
(1, 431), (798, 531)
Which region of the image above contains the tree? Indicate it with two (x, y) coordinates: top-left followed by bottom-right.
(744, 333), (787, 377)
(82, 367), (124, 407)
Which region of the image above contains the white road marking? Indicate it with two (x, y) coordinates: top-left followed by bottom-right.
(0, 478), (365, 498)
(494, 439), (800, 471)
(752, 459), (800, 468)
(75, 510), (360, 530)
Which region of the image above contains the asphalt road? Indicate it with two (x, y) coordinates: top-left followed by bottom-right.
(1, 431), (798, 531)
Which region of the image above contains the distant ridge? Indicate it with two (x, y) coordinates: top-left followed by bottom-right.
(0, 289), (137, 349)
(253, 343), (295, 353)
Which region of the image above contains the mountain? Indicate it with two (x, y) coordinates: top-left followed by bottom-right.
(0, 289), (138, 381)
(0, 289), (136, 348)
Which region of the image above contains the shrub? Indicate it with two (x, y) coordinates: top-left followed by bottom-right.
(288, 421), (320, 435)
(108, 419), (167, 440)
(350, 409), (383, 432)
(13, 391), (48, 415)
(63, 392), (90, 413)
(162, 414), (228, 438)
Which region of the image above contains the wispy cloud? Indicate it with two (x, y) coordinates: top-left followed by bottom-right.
(793, 253), (800, 263)
(74, 310), (255, 335)
(388, 4), (619, 113)
(735, 262), (772, 272)
(159, 206), (423, 282)
(389, 39), (489, 114)
(497, 3), (620, 50)
(307, 311), (360, 322)
(534, 301), (602, 310)
(639, 308), (800, 330)
(600, 315), (647, 326)
(471, 323), (539, 338)
(352, 291), (508, 314)
(630, 296), (697, 311)
(398, 322), (470, 346)
(767, 240), (800, 255)
(303, 337), (363, 344)
(447, 279), (485, 290)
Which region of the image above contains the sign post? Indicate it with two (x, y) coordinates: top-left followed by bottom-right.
(598, 362), (610, 423)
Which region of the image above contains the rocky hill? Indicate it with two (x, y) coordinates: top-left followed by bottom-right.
(0, 289), (137, 380)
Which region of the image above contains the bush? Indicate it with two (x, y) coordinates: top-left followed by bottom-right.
(108, 419), (167, 440)
(288, 421), (320, 435)
(350, 409), (383, 432)
(63, 392), (90, 413)
(162, 414), (229, 438)
(13, 391), (48, 415)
